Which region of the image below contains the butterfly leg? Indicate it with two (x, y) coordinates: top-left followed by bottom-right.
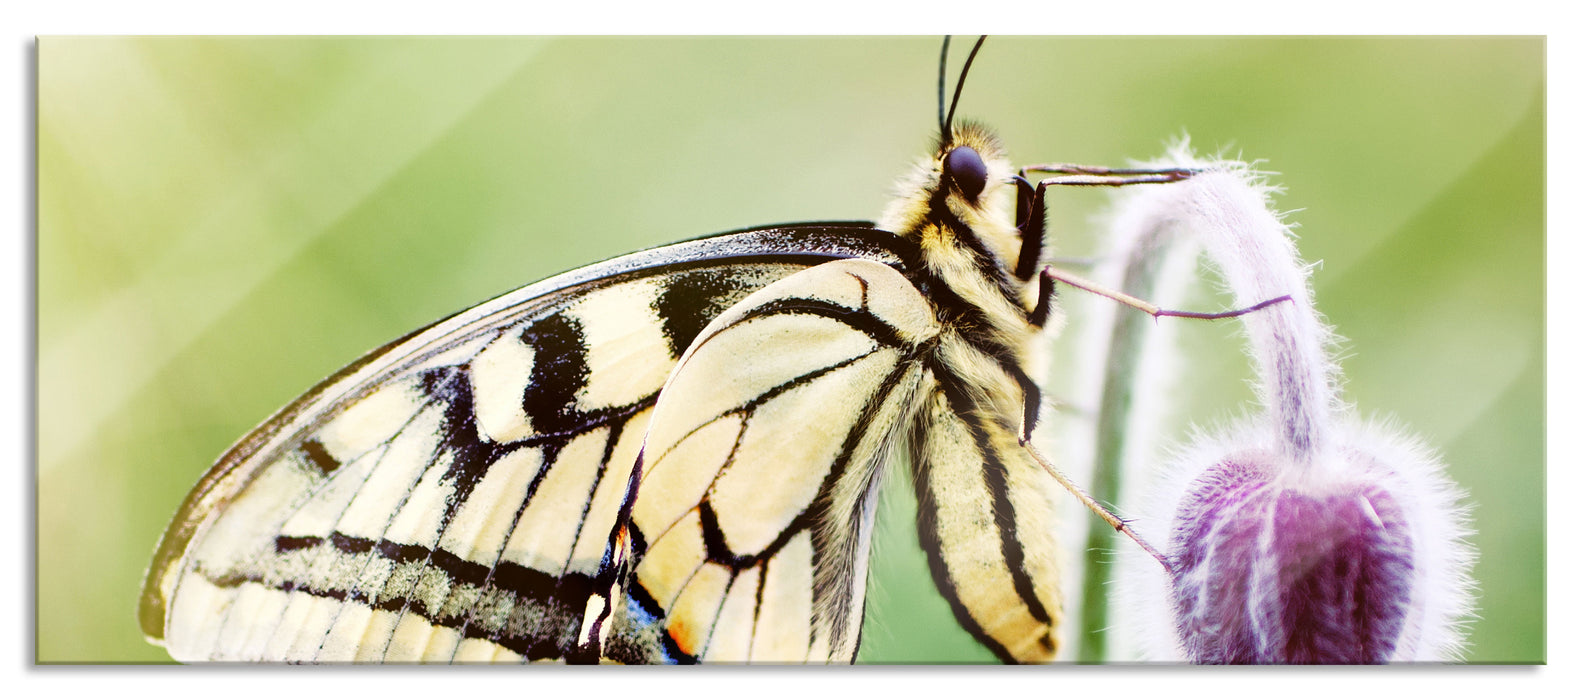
(1021, 162), (1202, 179)
(1011, 164), (1199, 280)
(1018, 267), (1288, 574)
(1004, 359), (1172, 571)
(1022, 443), (1170, 569)
(1035, 266), (1292, 321)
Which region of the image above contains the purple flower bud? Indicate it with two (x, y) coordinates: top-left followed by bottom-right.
(1100, 151), (1474, 663)
(1168, 452), (1415, 663)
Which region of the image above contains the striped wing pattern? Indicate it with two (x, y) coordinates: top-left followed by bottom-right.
(140, 225), (910, 662)
(909, 373), (1064, 662)
(597, 259), (940, 663)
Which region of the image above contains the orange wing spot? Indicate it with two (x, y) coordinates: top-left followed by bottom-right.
(667, 619), (697, 658)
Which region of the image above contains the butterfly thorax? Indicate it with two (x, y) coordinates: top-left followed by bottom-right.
(882, 125), (1047, 337)
(878, 123), (1052, 429)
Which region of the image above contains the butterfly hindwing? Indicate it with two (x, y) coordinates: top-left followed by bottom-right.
(597, 258), (940, 663)
(139, 223), (910, 662)
(909, 377), (1064, 663)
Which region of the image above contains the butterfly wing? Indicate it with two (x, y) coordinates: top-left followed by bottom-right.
(138, 223), (909, 662)
(909, 378), (1065, 663)
(590, 258), (941, 663)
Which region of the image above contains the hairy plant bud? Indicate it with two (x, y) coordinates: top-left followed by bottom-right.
(1106, 149), (1474, 663)
(1170, 449), (1414, 662)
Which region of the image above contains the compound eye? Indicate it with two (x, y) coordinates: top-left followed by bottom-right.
(943, 146), (988, 203)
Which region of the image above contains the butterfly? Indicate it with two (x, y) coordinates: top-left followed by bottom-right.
(138, 36), (1209, 664)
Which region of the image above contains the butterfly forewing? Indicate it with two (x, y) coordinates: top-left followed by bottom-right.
(597, 259), (939, 663)
(140, 223), (909, 662)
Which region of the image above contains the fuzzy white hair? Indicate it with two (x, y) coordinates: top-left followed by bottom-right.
(1098, 144), (1476, 662)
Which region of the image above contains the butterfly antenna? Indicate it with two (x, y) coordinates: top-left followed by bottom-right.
(938, 36), (952, 142)
(942, 35), (987, 142)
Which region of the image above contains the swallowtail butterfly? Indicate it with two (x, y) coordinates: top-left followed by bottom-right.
(139, 36), (1231, 664)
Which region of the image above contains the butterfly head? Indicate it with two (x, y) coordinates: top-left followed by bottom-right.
(940, 120), (1020, 204)
(880, 122), (1021, 278)
(878, 37), (1028, 294)
(942, 137), (989, 202)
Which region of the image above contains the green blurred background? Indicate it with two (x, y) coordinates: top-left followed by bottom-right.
(37, 37), (1543, 664)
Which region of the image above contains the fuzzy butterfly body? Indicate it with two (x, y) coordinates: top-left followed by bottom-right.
(140, 42), (1143, 664)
